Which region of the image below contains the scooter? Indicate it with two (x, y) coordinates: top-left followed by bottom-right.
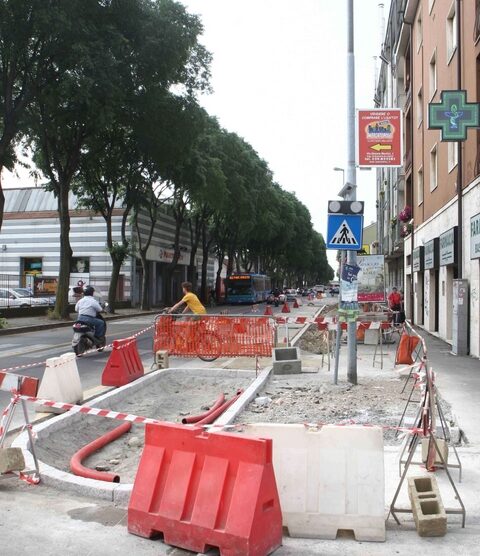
(72, 304), (108, 356)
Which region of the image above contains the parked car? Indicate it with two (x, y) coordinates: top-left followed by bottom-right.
(13, 287), (55, 305)
(266, 292), (286, 305)
(314, 284), (325, 293)
(329, 286), (339, 295)
(0, 288), (50, 307)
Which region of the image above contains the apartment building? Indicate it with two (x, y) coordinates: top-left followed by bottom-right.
(377, 0), (480, 357)
(0, 188), (216, 306)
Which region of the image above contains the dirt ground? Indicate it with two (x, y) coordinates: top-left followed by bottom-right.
(239, 374), (452, 445)
(36, 373), (251, 484)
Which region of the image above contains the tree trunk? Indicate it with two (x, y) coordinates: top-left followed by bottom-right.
(215, 251), (225, 302)
(54, 183), (72, 319)
(108, 257), (122, 312)
(164, 212), (184, 305)
(0, 171), (4, 232)
(139, 251), (150, 310)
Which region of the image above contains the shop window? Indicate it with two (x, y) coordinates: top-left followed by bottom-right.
(22, 257), (42, 274)
(71, 257), (90, 273)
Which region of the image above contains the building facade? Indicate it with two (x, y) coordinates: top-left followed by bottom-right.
(0, 188), (216, 305)
(377, 0), (480, 357)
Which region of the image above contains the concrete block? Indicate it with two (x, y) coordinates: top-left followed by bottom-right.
(36, 352), (83, 413)
(408, 476), (447, 537)
(0, 447), (25, 474)
(272, 347), (302, 375)
(244, 423), (385, 542)
(154, 350), (169, 369)
(421, 438), (449, 465)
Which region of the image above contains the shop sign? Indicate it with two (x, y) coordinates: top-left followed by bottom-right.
(424, 238), (439, 270)
(439, 227), (458, 266)
(412, 246), (424, 272)
(471, 213), (480, 260)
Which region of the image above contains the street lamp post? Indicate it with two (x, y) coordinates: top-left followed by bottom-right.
(333, 166), (345, 185)
(345, 0), (358, 385)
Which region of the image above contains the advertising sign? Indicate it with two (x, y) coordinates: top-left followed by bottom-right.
(439, 227), (458, 266)
(357, 255), (385, 302)
(357, 108), (403, 167)
(424, 238), (439, 270)
(471, 213), (480, 260)
(412, 246), (424, 272)
(338, 263), (360, 323)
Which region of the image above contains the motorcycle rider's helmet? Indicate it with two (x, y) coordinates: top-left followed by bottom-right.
(83, 285), (95, 296)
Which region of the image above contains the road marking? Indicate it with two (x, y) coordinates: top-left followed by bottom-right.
(0, 344), (54, 358)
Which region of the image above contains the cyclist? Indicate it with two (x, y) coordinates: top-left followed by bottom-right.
(169, 281), (207, 315)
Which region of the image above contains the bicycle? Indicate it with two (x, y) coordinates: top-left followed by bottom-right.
(155, 309), (222, 362)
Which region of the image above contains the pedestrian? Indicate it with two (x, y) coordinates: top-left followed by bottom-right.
(388, 286), (403, 324)
(169, 281), (206, 315)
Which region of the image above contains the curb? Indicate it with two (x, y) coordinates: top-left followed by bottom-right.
(291, 305), (327, 347)
(13, 366), (261, 507)
(0, 311), (158, 336)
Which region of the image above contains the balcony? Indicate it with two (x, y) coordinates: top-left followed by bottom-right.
(384, 220), (405, 259)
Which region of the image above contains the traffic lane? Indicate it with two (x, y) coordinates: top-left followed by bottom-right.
(0, 317), (156, 415)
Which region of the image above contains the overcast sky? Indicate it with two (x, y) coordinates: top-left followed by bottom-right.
(181, 0), (390, 267)
(3, 0), (390, 268)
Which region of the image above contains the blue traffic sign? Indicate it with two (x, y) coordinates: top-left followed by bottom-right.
(326, 213), (363, 250)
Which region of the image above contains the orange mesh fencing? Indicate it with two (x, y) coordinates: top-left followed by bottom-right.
(154, 315), (276, 358)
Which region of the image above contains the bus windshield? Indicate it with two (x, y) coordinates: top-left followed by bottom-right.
(227, 284), (253, 296)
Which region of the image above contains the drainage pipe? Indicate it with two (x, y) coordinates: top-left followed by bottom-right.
(70, 422), (132, 483)
(196, 390), (244, 426)
(182, 394), (226, 424)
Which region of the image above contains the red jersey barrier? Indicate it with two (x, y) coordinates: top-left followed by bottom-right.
(154, 315), (276, 358)
(102, 337), (144, 387)
(0, 371), (38, 397)
(128, 422), (283, 556)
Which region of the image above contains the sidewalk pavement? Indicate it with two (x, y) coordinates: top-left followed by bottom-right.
(0, 307), (158, 335)
(1, 315), (479, 554)
(415, 329), (480, 447)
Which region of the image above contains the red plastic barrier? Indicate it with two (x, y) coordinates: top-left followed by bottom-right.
(128, 422), (283, 556)
(0, 371), (39, 397)
(101, 337), (144, 387)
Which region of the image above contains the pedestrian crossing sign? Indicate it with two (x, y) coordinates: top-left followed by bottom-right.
(326, 213), (363, 250)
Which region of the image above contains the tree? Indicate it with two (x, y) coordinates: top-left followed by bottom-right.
(0, 0), (67, 230)
(27, 0), (211, 318)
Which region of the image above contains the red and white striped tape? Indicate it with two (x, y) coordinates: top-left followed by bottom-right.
(0, 324), (155, 373)
(17, 394), (161, 426)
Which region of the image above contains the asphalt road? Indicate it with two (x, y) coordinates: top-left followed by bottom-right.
(0, 298), (331, 430)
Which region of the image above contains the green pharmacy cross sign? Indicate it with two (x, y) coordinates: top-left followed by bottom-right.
(429, 90), (480, 141)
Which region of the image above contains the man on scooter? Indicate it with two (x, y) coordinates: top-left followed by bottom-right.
(75, 285), (106, 339)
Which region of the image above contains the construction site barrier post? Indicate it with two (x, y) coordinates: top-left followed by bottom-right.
(128, 422), (283, 555)
(102, 337), (144, 387)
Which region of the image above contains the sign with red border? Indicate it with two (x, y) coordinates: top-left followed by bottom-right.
(357, 109), (403, 167)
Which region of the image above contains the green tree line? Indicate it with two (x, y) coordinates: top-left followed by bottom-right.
(0, 0), (332, 316)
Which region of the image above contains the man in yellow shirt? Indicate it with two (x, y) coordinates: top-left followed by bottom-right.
(169, 281), (207, 315)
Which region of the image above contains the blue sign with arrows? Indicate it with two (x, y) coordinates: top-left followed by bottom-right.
(326, 213), (363, 250)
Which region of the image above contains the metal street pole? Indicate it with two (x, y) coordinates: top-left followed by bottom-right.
(346, 0), (357, 384)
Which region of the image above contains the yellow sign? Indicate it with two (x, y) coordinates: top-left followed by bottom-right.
(362, 244), (370, 254)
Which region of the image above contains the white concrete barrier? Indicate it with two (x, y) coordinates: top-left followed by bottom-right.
(36, 353), (83, 413)
(244, 423), (385, 542)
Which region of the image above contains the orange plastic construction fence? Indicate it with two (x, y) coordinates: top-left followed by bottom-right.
(154, 314), (276, 358)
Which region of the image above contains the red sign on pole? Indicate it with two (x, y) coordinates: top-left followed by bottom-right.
(357, 109), (403, 167)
